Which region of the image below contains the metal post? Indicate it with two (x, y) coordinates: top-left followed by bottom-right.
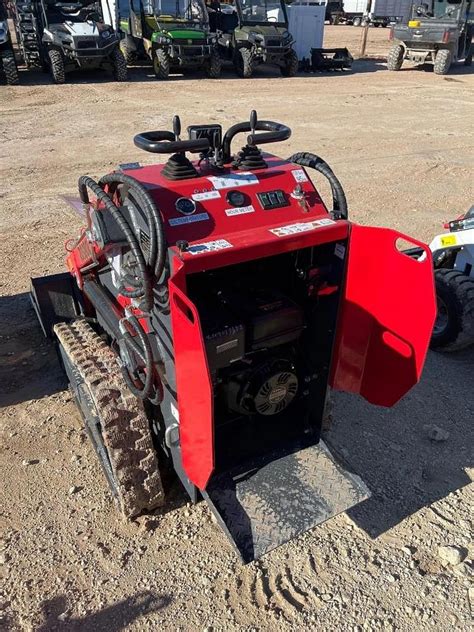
(359, 0), (373, 57)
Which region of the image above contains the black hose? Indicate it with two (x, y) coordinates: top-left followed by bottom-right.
(98, 173), (166, 281)
(287, 152), (348, 220)
(78, 175), (152, 310)
(120, 314), (162, 402)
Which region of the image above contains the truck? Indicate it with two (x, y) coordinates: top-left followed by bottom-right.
(343, 0), (413, 26)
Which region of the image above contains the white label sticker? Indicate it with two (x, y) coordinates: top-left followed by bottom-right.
(192, 190), (221, 202)
(291, 169), (309, 183)
(188, 239), (233, 255)
(334, 243), (346, 259)
(170, 402), (180, 423)
(225, 205), (255, 217)
(270, 218), (335, 237)
(207, 172), (258, 190)
(169, 212), (209, 226)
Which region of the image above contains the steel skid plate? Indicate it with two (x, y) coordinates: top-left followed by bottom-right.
(203, 441), (370, 563)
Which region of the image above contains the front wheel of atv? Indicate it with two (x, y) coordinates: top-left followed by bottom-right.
(48, 48), (65, 84)
(153, 48), (170, 80)
(280, 49), (299, 77)
(111, 47), (128, 82)
(1, 49), (20, 85)
(387, 44), (404, 71)
(352, 17), (362, 27)
(431, 269), (474, 351)
(235, 47), (254, 78)
(205, 49), (221, 78)
(433, 48), (452, 75)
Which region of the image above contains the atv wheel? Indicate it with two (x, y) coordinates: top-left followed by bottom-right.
(281, 49), (299, 77)
(235, 47), (254, 78)
(387, 44), (404, 71)
(431, 269), (474, 350)
(55, 320), (165, 517)
(433, 48), (452, 75)
(111, 47), (128, 81)
(48, 48), (65, 84)
(1, 49), (20, 85)
(205, 49), (221, 78)
(153, 48), (170, 80)
(120, 35), (137, 65)
(352, 17), (362, 26)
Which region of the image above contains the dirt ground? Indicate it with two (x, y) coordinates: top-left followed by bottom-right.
(1, 25), (473, 632)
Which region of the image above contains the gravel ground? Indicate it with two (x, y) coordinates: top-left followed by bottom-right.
(1, 25), (473, 632)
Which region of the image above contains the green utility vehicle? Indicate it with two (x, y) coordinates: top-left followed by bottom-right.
(119, 0), (221, 78)
(213, 0), (298, 77)
(388, 0), (473, 74)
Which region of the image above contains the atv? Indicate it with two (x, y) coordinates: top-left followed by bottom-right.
(119, 0), (221, 79)
(31, 110), (437, 562)
(13, 0), (127, 83)
(428, 206), (474, 349)
(214, 0), (298, 77)
(0, 3), (20, 84)
(388, 0), (473, 74)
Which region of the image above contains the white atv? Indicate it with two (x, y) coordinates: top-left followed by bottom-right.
(16, 0), (127, 83)
(428, 205), (474, 350)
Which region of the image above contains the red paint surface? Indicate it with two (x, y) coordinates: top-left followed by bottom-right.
(169, 261), (214, 490)
(330, 225), (436, 407)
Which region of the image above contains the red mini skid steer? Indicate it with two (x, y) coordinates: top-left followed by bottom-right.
(31, 112), (436, 562)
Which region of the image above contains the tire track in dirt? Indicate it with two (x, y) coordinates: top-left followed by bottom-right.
(225, 552), (329, 625)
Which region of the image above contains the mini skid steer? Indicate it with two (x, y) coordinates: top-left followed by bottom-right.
(31, 112), (436, 562)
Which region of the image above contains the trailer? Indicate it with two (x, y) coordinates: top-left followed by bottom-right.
(343, 0), (413, 26)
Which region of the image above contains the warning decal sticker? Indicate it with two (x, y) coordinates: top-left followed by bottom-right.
(187, 239), (233, 255)
(270, 218), (335, 237)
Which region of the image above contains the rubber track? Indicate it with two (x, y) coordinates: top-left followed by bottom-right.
(54, 319), (164, 517)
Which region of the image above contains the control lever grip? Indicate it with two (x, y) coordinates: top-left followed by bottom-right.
(134, 131), (210, 154)
(222, 120), (291, 162)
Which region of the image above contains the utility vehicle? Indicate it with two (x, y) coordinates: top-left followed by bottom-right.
(119, 0), (221, 78)
(13, 0), (127, 83)
(0, 3), (19, 84)
(214, 0), (298, 77)
(388, 0), (473, 74)
(31, 110), (436, 562)
(429, 206), (474, 349)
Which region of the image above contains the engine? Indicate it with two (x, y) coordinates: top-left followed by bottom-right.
(200, 286), (305, 417)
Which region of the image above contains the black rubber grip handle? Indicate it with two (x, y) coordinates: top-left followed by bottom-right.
(222, 120), (291, 161)
(134, 131), (210, 154)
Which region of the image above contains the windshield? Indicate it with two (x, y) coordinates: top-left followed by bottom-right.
(238, 0), (287, 24)
(153, 0), (205, 21)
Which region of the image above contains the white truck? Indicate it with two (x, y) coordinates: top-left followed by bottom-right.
(343, 0), (413, 26)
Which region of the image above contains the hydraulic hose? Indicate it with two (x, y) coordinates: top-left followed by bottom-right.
(120, 313), (162, 402)
(288, 152), (348, 220)
(78, 175), (153, 310)
(98, 173), (166, 281)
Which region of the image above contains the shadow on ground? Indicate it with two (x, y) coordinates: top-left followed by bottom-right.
(35, 591), (171, 631)
(0, 292), (65, 407)
(328, 347), (473, 538)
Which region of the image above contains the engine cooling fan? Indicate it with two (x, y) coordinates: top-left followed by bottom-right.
(230, 359), (299, 416)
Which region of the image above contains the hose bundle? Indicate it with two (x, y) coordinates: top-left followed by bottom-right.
(78, 174), (166, 400)
(287, 152), (348, 220)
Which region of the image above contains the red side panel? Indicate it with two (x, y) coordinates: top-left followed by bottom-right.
(330, 225), (436, 407)
(169, 268), (214, 490)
